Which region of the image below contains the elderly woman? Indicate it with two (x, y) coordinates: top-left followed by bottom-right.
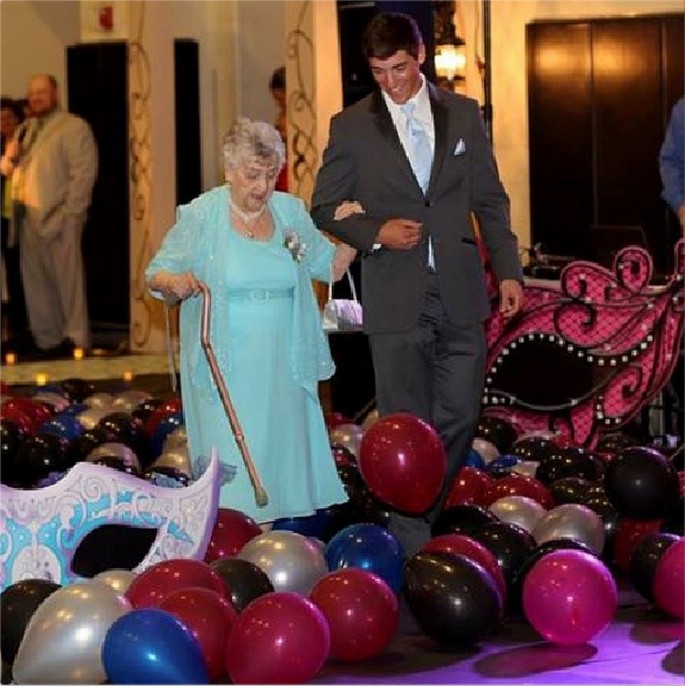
(146, 118), (357, 524)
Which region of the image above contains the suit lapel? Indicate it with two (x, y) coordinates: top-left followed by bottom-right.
(370, 91), (417, 187)
(427, 84), (449, 193)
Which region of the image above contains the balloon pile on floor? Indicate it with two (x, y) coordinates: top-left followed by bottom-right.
(1, 379), (683, 684)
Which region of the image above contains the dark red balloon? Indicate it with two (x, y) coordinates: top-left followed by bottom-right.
(325, 412), (351, 430)
(612, 517), (663, 573)
(204, 507), (262, 562)
(358, 412), (446, 513)
(484, 473), (553, 509)
(310, 568), (398, 661)
(445, 467), (494, 508)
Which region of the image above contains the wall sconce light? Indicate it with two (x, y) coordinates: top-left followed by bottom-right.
(433, 1), (466, 87)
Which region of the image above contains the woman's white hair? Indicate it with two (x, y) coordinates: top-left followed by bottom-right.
(222, 117), (285, 172)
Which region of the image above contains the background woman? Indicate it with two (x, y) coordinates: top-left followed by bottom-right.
(146, 118), (356, 524)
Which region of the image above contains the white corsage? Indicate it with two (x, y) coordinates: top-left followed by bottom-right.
(285, 231), (307, 263)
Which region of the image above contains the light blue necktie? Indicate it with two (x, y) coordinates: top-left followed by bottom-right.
(401, 101), (432, 193)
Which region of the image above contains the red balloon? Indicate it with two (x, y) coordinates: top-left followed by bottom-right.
(523, 549), (618, 645)
(445, 467), (494, 507)
(159, 586), (238, 681)
(422, 533), (506, 607)
(226, 592), (330, 684)
(309, 569), (398, 661)
(1, 398), (52, 434)
(143, 396), (183, 438)
(653, 537), (684, 620)
(125, 558), (228, 608)
(325, 412), (351, 430)
(612, 518), (662, 573)
(358, 412), (446, 513)
(204, 507), (262, 563)
(484, 473), (553, 509)
(0, 404), (33, 434)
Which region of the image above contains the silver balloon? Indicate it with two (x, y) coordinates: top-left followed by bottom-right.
(511, 459), (539, 478)
(329, 422), (364, 458)
(92, 568), (137, 594)
(533, 503), (606, 555)
(361, 409), (380, 432)
(162, 425), (188, 452)
(84, 392), (115, 409)
(112, 389), (152, 413)
(238, 530), (328, 595)
(76, 406), (110, 431)
(489, 495), (547, 534)
(472, 437), (500, 464)
(153, 444), (193, 477)
(33, 391), (70, 413)
(12, 581), (131, 684)
(86, 442), (140, 470)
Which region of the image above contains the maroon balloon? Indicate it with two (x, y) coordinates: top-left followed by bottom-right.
(310, 569), (398, 661)
(204, 507), (262, 562)
(358, 413), (446, 513)
(445, 467), (494, 507)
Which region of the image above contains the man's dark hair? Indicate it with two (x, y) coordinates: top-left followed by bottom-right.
(362, 12), (423, 61)
(269, 66), (286, 91)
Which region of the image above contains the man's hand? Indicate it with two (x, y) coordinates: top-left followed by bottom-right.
(499, 279), (524, 321)
(376, 218), (423, 250)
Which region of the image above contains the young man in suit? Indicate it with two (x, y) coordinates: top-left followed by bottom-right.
(311, 12), (524, 555)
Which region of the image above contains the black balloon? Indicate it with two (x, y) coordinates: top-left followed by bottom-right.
(550, 477), (592, 505)
(469, 521), (537, 590)
(91, 455), (141, 477)
(604, 446), (680, 519)
(60, 378), (96, 403)
(596, 432), (640, 455)
(16, 434), (72, 486)
(582, 494), (620, 561)
(509, 538), (595, 616)
(131, 396), (165, 425)
(535, 447), (604, 486)
(210, 557), (274, 612)
(475, 416), (518, 454)
(97, 412), (150, 467)
(69, 426), (110, 462)
(431, 503), (498, 538)
(510, 436), (555, 463)
(0, 419), (27, 486)
(403, 550), (502, 644)
(628, 532), (680, 602)
(0, 579), (61, 665)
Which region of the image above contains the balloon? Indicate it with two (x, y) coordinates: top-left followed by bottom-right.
(15, 433), (72, 486)
(510, 436), (555, 462)
(324, 523), (405, 593)
(310, 569), (398, 661)
(153, 444), (193, 477)
(550, 476), (592, 505)
(628, 532), (680, 602)
(582, 494), (620, 560)
(92, 568), (137, 595)
(238, 530), (328, 595)
(325, 411), (351, 431)
(143, 397), (183, 439)
(511, 459), (539, 478)
(149, 411), (185, 460)
(209, 557), (274, 612)
(273, 508), (334, 539)
(0, 579), (60, 665)
(13, 581), (131, 685)
(76, 405), (111, 431)
(0, 418), (28, 485)
(37, 414), (85, 442)
(60, 378), (96, 403)
(471, 437), (500, 464)
(475, 415), (518, 454)
(162, 425), (188, 451)
(422, 533), (506, 605)
(652, 537), (684, 620)
(70, 425), (110, 461)
(535, 447), (604, 485)
(464, 447), (486, 469)
(102, 608), (209, 684)
(98, 411), (148, 462)
(432, 503), (498, 537)
(84, 391), (115, 408)
(522, 549), (617, 645)
(361, 408), (380, 431)
(203, 507), (262, 563)
(604, 447), (680, 519)
(445, 466), (494, 508)
(533, 503), (606, 556)
(125, 558), (227, 608)
(226, 592), (330, 684)
(159, 587), (237, 681)
(404, 550), (502, 644)
(87, 441), (140, 471)
(112, 389), (153, 413)
(483, 473), (554, 509)
(329, 422), (364, 458)
(358, 412), (446, 513)
(488, 495), (547, 534)
(612, 518), (663, 573)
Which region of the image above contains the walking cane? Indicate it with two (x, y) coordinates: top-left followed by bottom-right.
(198, 281), (269, 507)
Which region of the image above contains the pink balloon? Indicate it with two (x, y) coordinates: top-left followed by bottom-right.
(226, 592), (330, 684)
(653, 537), (684, 620)
(310, 569), (398, 661)
(204, 507), (262, 562)
(422, 533), (506, 607)
(358, 412), (446, 513)
(523, 549), (617, 645)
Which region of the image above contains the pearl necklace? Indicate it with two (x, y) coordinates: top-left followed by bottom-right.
(229, 198), (267, 239)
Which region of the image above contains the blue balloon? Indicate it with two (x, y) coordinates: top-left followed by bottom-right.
(464, 448), (486, 469)
(273, 508), (333, 539)
(37, 415), (84, 442)
(324, 523), (405, 592)
(102, 608), (208, 684)
(485, 454), (519, 474)
(58, 402), (88, 417)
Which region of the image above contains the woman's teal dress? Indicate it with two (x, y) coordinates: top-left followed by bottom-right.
(145, 186), (348, 523)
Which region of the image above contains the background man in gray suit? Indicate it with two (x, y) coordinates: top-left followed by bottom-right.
(311, 12), (524, 555)
(1, 74), (97, 358)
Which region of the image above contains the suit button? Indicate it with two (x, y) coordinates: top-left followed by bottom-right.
(424, 199), (432, 207)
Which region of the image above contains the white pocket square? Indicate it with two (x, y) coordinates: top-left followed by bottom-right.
(454, 138), (466, 156)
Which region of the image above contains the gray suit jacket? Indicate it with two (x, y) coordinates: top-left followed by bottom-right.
(311, 83), (523, 334)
